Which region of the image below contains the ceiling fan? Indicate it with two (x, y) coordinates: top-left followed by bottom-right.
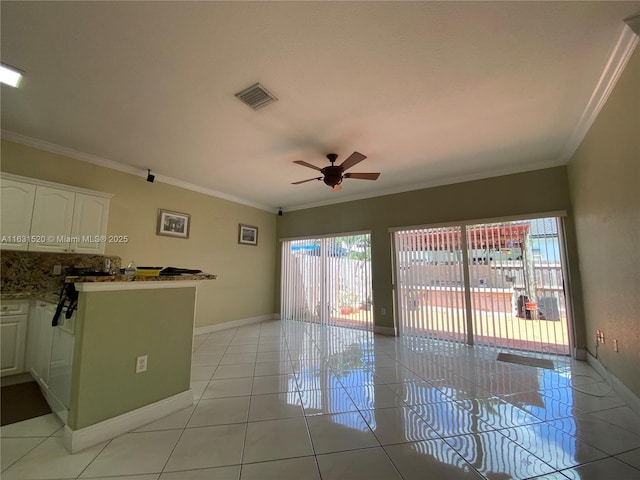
(292, 152), (380, 191)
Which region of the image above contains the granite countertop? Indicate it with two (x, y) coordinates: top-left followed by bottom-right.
(1, 291), (61, 304)
(1, 274), (216, 302)
(66, 273), (217, 283)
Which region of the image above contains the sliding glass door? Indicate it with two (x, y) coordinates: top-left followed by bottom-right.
(393, 217), (570, 355)
(281, 233), (373, 331)
(394, 226), (467, 343)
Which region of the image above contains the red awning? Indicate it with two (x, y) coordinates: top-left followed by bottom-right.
(397, 223), (530, 250)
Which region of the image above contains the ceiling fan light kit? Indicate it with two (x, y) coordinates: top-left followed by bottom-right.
(292, 152), (380, 191)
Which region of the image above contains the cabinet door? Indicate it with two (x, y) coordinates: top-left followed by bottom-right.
(29, 303), (54, 387)
(70, 194), (110, 254)
(0, 179), (36, 251)
(26, 303), (41, 376)
(38, 305), (54, 387)
(29, 187), (76, 252)
(0, 314), (28, 376)
(49, 312), (75, 409)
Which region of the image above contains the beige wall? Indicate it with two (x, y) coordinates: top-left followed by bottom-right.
(276, 166), (583, 341)
(567, 47), (640, 397)
(0, 140), (277, 327)
(70, 287), (195, 429)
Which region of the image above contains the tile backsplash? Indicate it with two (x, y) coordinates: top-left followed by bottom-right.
(0, 251), (121, 296)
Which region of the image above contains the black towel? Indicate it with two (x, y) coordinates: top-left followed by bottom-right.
(160, 267), (202, 276)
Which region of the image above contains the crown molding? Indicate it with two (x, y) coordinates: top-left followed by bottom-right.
(558, 22), (639, 163)
(0, 130), (274, 212)
(625, 14), (640, 36)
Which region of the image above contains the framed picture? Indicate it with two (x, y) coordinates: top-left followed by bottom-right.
(238, 224), (258, 246)
(157, 209), (190, 239)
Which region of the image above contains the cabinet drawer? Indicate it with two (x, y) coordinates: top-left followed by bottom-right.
(1, 300), (30, 316)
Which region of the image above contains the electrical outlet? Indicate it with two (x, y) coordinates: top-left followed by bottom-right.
(381, 307), (386, 315)
(53, 264), (62, 275)
(135, 355), (148, 373)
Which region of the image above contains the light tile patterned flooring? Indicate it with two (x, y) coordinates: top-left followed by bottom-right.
(2, 319), (640, 479)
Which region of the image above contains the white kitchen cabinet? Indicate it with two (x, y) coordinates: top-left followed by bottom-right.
(28, 186), (76, 253)
(49, 310), (75, 410)
(0, 300), (29, 377)
(26, 299), (75, 421)
(0, 178), (36, 251)
(70, 193), (110, 254)
(28, 301), (55, 389)
(0, 173), (111, 254)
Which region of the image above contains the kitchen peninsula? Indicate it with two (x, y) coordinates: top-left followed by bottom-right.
(63, 273), (216, 453)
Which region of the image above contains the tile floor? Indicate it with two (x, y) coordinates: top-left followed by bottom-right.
(2, 319), (640, 479)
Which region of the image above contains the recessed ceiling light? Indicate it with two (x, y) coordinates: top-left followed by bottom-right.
(0, 64), (23, 88)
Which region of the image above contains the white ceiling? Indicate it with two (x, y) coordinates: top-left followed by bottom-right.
(1, 2), (639, 212)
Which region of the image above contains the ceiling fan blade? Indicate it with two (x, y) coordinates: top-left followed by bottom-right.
(339, 151), (367, 171)
(331, 184), (343, 192)
(344, 172), (380, 180)
(292, 177), (322, 185)
(293, 160), (322, 171)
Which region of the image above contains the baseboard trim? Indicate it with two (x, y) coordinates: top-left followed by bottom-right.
(63, 390), (193, 453)
(0, 372), (33, 387)
(194, 314), (277, 335)
(573, 347), (587, 361)
(586, 353), (640, 417)
(374, 326), (397, 336)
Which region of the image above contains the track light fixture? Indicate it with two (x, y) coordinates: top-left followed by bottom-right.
(146, 169), (155, 183)
(278, 208), (283, 216)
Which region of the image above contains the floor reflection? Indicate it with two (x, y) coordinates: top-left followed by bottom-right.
(4, 319), (639, 480)
(266, 320), (638, 479)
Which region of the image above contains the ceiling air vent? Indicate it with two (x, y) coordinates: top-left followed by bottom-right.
(234, 83), (278, 110)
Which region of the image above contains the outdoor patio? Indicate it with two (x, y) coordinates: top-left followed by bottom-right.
(316, 305), (570, 356)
